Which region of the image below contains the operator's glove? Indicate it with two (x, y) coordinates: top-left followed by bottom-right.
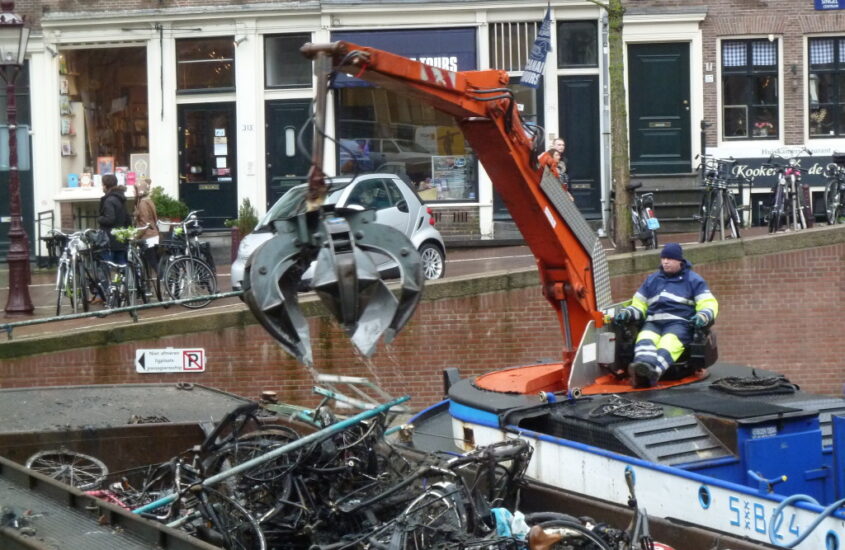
(692, 312), (710, 328)
(614, 309), (632, 324)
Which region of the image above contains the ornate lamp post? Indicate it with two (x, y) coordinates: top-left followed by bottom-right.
(0, 0), (31, 315)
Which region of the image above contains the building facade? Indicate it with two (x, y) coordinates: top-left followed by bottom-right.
(2, 0), (844, 258)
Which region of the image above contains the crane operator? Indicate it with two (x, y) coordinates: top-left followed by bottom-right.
(614, 243), (719, 387)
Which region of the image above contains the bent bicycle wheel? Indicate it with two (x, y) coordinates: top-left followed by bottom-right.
(25, 449), (108, 490)
(163, 257), (217, 309)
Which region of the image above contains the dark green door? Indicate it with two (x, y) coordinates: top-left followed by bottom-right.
(559, 75), (601, 218)
(266, 100), (312, 208)
(628, 43), (691, 174)
(178, 103), (237, 228)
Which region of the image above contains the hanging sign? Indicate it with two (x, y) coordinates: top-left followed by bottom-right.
(815, 0), (845, 10)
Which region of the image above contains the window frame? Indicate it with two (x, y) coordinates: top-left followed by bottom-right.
(808, 36), (845, 139)
(264, 32), (313, 89)
(720, 38), (780, 141)
(176, 37), (236, 94)
(556, 20), (598, 69)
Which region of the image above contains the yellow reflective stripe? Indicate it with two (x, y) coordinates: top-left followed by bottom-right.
(696, 295), (719, 318)
(659, 332), (686, 361)
(631, 295), (648, 316)
(636, 330), (660, 343)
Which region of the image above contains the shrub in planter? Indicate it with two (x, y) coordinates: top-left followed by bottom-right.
(150, 186), (189, 221)
(225, 198), (259, 238)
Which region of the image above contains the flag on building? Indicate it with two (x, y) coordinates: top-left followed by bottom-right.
(520, 7), (553, 88)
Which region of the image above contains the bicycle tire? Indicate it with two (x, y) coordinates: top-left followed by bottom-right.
(26, 449), (108, 490)
(73, 256), (89, 313)
(706, 192), (724, 242)
(194, 486), (267, 550)
(155, 254), (170, 306)
(163, 256), (217, 309)
(697, 190), (710, 243)
(727, 194), (741, 239)
(769, 185), (784, 233)
(826, 180), (842, 225)
(126, 265), (137, 309)
(397, 483), (467, 550)
(55, 262), (69, 316)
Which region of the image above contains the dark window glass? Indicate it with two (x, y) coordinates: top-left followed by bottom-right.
(176, 37), (234, 92)
(265, 33), (312, 88)
(809, 37), (845, 137)
(557, 21), (597, 68)
(721, 39), (778, 140)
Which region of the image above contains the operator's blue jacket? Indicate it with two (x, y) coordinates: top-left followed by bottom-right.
(625, 260), (718, 326)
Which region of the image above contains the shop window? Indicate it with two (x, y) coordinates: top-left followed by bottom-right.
(557, 21), (597, 68)
(808, 37), (845, 137)
(721, 39), (779, 140)
(336, 88), (478, 202)
(489, 21), (541, 72)
(58, 47), (149, 189)
(176, 37), (234, 92)
(265, 33), (312, 88)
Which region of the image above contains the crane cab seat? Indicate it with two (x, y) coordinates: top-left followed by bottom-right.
(612, 322), (718, 380)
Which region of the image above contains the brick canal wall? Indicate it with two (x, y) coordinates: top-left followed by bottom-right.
(2, 226), (844, 409)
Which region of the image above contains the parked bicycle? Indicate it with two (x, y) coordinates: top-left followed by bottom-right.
(157, 210), (217, 309)
(51, 229), (89, 315)
(695, 154), (747, 242)
(823, 152), (845, 225)
(764, 148), (814, 233)
(627, 182), (659, 250)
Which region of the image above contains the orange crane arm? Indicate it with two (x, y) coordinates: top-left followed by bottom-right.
(302, 42), (612, 385)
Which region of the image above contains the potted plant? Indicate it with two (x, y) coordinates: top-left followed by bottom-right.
(225, 198), (259, 261)
(150, 186), (189, 224)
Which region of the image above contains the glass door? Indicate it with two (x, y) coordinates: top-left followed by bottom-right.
(178, 102), (237, 228)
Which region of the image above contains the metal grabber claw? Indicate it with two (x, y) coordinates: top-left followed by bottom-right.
(242, 50), (424, 366)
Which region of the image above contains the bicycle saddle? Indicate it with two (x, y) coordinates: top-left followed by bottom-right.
(243, 207), (423, 366)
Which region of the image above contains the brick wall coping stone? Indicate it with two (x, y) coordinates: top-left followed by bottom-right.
(2, 224), (843, 360)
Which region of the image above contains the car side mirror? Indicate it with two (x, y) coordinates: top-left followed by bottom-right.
(396, 199), (408, 213)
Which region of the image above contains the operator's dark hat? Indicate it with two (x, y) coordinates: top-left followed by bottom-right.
(660, 242), (684, 261)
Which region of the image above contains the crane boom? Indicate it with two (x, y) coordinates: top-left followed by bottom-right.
(302, 41), (612, 387)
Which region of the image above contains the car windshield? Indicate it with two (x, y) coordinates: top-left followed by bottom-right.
(257, 180), (351, 228)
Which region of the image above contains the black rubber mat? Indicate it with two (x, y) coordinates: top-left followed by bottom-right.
(646, 390), (801, 419)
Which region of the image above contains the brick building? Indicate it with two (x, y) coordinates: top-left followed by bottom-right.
(1, 0), (844, 256)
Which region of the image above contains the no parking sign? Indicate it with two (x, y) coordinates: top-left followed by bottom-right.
(135, 348), (206, 373)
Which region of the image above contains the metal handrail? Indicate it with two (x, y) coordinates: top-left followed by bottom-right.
(0, 290), (244, 340)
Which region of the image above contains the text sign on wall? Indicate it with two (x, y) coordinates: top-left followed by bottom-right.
(135, 348), (206, 373)
(816, 0), (845, 10)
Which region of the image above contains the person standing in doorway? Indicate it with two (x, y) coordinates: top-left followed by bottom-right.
(539, 138), (570, 192)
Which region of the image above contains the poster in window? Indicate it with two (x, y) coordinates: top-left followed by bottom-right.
(130, 153), (150, 180)
(59, 95), (72, 115)
(97, 156), (115, 175)
(431, 155), (468, 200)
(61, 141), (74, 157)
(60, 77), (69, 95)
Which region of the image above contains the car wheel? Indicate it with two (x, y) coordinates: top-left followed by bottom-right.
(419, 243), (445, 280)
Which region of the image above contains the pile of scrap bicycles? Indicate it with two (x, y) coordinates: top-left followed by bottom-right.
(27, 398), (664, 550)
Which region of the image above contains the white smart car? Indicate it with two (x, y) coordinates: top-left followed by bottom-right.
(231, 173), (446, 291)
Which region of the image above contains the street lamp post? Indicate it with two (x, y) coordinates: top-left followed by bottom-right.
(0, 0), (31, 315)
